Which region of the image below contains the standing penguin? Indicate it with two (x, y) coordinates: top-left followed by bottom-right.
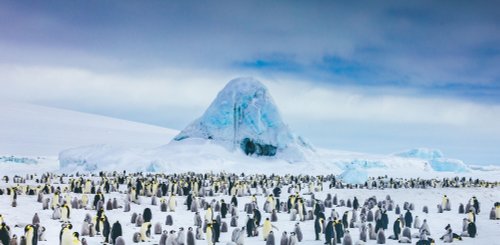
(61, 204), (71, 222)
(230, 216), (238, 227)
(496, 202), (500, 219)
(490, 207), (497, 220)
(404, 210), (412, 228)
(294, 222), (303, 242)
(368, 223), (376, 240)
(1, 222), (10, 245)
(143, 208), (152, 223)
(32, 213), (40, 226)
(101, 217), (111, 244)
(186, 227), (196, 245)
(24, 224), (37, 245)
(60, 224), (73, 245)
(467, 221), (477, 238)
(262, 218), (278, 241)
(266, 231), (275, 245)
(246, 215), (255, 237)
(314, 217), (324, 240)
(325, 218), (335, 245)
(270, 209), (278, 222)
(177, 227), (186, 245)
(376, 229), (386, 244)
(168, 194), (177, 212)
(413, 216), (421, 229)
(140, 222), (152, 242)
(359, 224), (367, 242)
(206, 224), (214, 245)
(288, 232), (298, 245)
(159, 231), (168, 245)
(342, 230), (352, 245)
(111, 221), (122, 244)
(392, 218), (401, 240)
(280, 231), (288, 245)
(166, 230), (178, 245)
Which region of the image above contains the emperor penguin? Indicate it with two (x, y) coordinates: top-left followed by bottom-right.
(159, 231), (168, 245)
(496, 202), (500, 219)
(266, 231), (275, 245)
(314, 217), (324, 240)
(280, 231), (288, 245)
(52, 206), (62, 220)
(136, 214), (144, 227)
(80, 221), (90, 237)
(115, 236), (126, 245)
(206, 224), (214, 245)
(9, 234), (17, 245)
(60, 224), (73, 245)
(143, 208), (152, 223)
(166, 215), (174, 226)
(262, 218), (275, 240)
(230, 215), (238, 227)
(161, 199), (168, 212)
(401, 227), (411, 241)
(111, 221), (122, 244)
(131, 212), (137, 224)
(32, 213), (40, 226)
(467, 210), (476, 222)
(271, 209), (278, 222)
(342, 230), (353, 245)
(71, 232), (81, 245)
(288, 232), (298, 245)
(154, 222), (162, 235)
(166, 230), (178, 245)
(359, 223), (367, 242)
(231, 228), (240, 242)
(294, 222), (303, 242)
(490, 207), (497, 220)
(186, 227), (196, 245)
(36, 225), (46, 242)
(132, 232), (141, 243)
(24, 224), (37, 245)
(413, 216), (421, 229)
(177, 227), (186, 245)
(195, 226), (204, 240)
(168, 194), (177, 212)
(375, 228), (385, 244)
(61, 204), (71, 223)
(140, 222), (152, 242)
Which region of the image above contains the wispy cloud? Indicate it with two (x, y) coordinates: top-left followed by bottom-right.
(0, 1), (499, 164)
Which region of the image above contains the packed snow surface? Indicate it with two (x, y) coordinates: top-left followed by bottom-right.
(0, 101), (178, 156)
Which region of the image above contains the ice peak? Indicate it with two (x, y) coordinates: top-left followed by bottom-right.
(174, 77), (310, 160)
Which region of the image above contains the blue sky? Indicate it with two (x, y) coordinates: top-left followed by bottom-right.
(0, 0), (499, 164)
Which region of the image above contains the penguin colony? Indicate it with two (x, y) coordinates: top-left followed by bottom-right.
(0, 172), (498, 244)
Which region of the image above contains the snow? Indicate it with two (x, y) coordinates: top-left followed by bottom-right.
(0, 101), (178, 156)
(0, 174), (498, 245)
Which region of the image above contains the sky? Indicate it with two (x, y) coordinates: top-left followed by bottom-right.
(0, 0), (499, 165)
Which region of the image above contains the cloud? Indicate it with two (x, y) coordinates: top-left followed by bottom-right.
(1, 1), (499, 164)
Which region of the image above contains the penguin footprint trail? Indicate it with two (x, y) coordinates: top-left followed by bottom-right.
(0, 173), (498, 245)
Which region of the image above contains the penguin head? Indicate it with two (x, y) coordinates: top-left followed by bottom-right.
(73, 232), (80, 239)
(25, 224), (33, 232)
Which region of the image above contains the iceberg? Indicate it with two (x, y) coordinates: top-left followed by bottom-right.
(394, 148), (469, 172)
(174, 77), (312, 161)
